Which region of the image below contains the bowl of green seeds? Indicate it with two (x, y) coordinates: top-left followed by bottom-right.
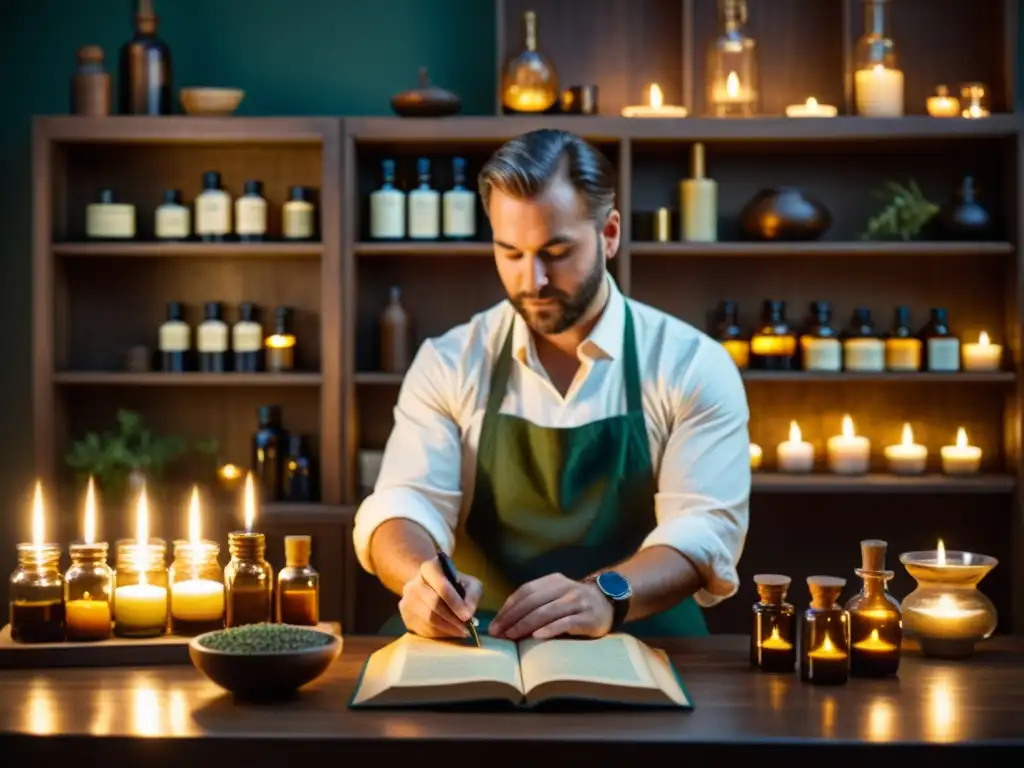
(189, 624), (341, 698)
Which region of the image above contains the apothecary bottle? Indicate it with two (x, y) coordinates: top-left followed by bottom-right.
(253, 404), (288, 503)
(224, 532), (274, 627)
(800, 576), (850, 686)
(65, 542), (114, 642)
(113, 538), (169, 638)
(854, 0), (903, 117)
(843, 307), (885, 372)
(9, 543), (65, 643)
(800, 301), (841, 372)
(716, 300), (749, 370)
(277, 535), (320, 626)
(846, 539), (901, 678)
(750, 300), (796, 370)
(501, 11), (559, 114)
(265, 306), (296, 373)
(707, 0), (758, 117)
(920, 308), (960, 372)
(284, 435), (315, 502)
(750, 574), (796, 673)
(885, 306), (921, 371)
(169, 540), (225, 636)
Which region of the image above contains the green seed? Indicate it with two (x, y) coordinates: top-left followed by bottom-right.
(199, 623), (332, 654)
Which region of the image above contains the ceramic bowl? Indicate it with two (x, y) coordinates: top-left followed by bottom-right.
(189, 626), (342, 698)
(179, 87), (245, 116)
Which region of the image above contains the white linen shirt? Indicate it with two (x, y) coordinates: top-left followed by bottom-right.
(353, 274), (751, 607)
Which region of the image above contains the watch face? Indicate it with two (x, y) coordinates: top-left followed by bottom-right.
(597, 571), (632, 600)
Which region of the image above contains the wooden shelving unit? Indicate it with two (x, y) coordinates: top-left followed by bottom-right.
(32, 0), (1022, 634)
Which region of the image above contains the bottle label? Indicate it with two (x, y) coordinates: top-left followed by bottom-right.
(159, 320), (190, 352)
(283, 202), (314, 239)
(843, 338), (885, 372)
(195, 192), (231, 235)
(370, 191), (405, 239)
(751, 334), (796, 357)
(233, 321), (263, 353)
(885, 338), (921, 371)
(802, 337), (842, 371)
(155, 205), (190, 239)
(86, 204), (136, 238)
(443, 192), (476, 238)
(197, 321), (228, 353)
(927, 338), (961, 371)
(235, 198), (267, 235)
(721, 339), (750, 369)
(408, 192), (440, 239)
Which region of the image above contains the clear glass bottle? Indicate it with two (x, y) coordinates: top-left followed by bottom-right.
(854, 0), (903, 117)
(800, 576), (850, 686)
(800, 301), (841, 372)
(9, 543), (65, 643)
(113, 538), (168, 638)
(716, 300), (749, 369)
(750, 300), (797, 370)
(224, 531), (273, 627)
(843, 307), (885, 372)
(885, 306), (921, 371)
(65, 542), (113, 642)
(277, 535), (320, 626)
(920, 307), (960, 372)
(501, 11), (559, 114)
(169, 540), (224, 636)
(707, 0), (758, 117)
(846, 539), (901, 678)
(750, 574), (796, 673)
(265, 305), (296, 373)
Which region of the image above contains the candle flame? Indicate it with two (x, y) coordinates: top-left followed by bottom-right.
(806, 97), (818, 108)
(188, 486), (202, 545)
(955, 427), (968, 448)
(31, 481), (45, 548)
(648, 83), (663, 109)
(788, 420), (802, 442)
(873, 64), (885, 74)
(936, 593), (957, 612)
(842, 414), (855, 438)
(937, 538), (946, 566)
(978, 331), (990, 346)
(136, 486), (150, 581)
(901, 423), (914, 446)
(244, 472), (256, 532)
(868, 629), (881, 643)
(726, 71), (739, 98)
(819, 633), (836, 653)
(84, 476), (97, 545)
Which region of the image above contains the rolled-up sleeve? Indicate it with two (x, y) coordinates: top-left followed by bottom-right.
(352, 340), (464, 575)
(643, 336), (751, 607)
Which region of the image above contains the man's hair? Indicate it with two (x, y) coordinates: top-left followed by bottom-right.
(477, 129), (616, 223)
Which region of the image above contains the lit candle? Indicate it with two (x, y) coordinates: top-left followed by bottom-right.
(65, 477), (114, 641)
(827, 415), (871, 475)
(11, 482), (64, 644)
(785, 97), (838, 118)
(170, 487), (224, 625)
(621, 82), (688, 118)
(114, 487), (168, 633)
(761, 625), (793, 651)
(854, 64), (904, 117)
(853, 628), (898, 653)
(710, 70), (756, 117)
(884, 423), (928, 476)
(940, 428), (981, 475)
(962, 331), (1002, 372)
(926, 85), (960, 118)
(960, 83), (989, 119)
(776, 421), (814, 473)
(808, 633), (848, 661)
(216, 463), (244, 491)
(749, 443), (763, 471)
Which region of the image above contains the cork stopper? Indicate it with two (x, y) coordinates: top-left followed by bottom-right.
(753, 573), (791, 604)
(859, 539), (888, 572)
(285, 535), (311, 567)
(77, 45), (105, 64)
(807, 575), (846, 610)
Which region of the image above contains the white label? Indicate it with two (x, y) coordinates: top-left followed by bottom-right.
(370, 189), (405, 239)
(408, 190), (440, 239)
(197, 320), (228, 353)
(86, 204), (136, 238)
(195, 190), (232, 236)
(232, 321), (263, 353)
(155, 205), (190, 239)
(443, 190), (476, 238)
(235, 197), (267, 235)
(843, 338), (886, 372)
(283, 201), (315, 239)
(801, 337), (841, 371)
(159, 320), (190, 352)
(927, 337), (961, 371)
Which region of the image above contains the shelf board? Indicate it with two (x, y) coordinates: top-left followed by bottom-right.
(262, 503), (354, 524)
(53, 372), (323, 386)
(752, 473), (1015, 494)
(36, 116), (336, 144)
(354, 242), (492, 257)
(54, 242), (323, 258)
(355, 372), (405, 385)
(630, 241), (1015, 257)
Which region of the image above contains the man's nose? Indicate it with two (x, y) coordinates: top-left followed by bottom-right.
(525, 255), (549, 293)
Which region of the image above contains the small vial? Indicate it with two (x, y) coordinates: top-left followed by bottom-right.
(800, 575), (850, 686)
(224, 531), (273, 627)
(846, 539), (902, 678)
(276, 535), (320, 626)
(750, 574), (796, 673)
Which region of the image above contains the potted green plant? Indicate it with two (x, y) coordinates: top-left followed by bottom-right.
(861, 179), (940, 241)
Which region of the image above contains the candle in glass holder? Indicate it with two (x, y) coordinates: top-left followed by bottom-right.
(855, 64), (904, 117)
(785, 97), (837, 118)
(621, 82), (688, 118)
(827, 415), (870, 475)
(926, 85), (960, 117)
(960, 82), (989, 118)
(962, 331), (1001, 372)
(64, 476), (114, 641)
(225, 472), (273, 627)
(776, 421), (814, 473)
(940, 427), (981, 475)
(9, 482), (65, 643)
(169, 487), (225, 636)
(884, 423), (927, 476)
(710, 71), (756, 117)
(113, 487), (168, 637)
(749, 443), (763, 471)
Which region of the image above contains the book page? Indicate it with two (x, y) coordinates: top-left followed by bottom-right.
(391, 634), (523, 690)
(518, 634), (655, 692)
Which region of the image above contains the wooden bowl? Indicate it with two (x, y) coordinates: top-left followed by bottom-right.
(179, 87), (245, 116)
(189, 626), (341, 699)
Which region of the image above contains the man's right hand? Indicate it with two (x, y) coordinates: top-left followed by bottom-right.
(399, 558), (483, 639)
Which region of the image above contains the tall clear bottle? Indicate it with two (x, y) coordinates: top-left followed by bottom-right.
(707, 0), (758, 117)
(501, 11), (559, 114)
(118, 0), (172, 115)
(846, 539), (901, 678)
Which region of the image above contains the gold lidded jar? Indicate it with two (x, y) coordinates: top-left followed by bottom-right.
(225, 531), (273, 627)
(65, 542), (114, 641)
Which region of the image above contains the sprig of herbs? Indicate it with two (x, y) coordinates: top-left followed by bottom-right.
(861, 179), (939, 241)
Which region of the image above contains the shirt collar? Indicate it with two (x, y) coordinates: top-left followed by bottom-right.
(511, 273), (625, 366)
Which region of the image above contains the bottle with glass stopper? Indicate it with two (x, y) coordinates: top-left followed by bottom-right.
(846, 539), (901, 678)
(501, 11), (559, 114)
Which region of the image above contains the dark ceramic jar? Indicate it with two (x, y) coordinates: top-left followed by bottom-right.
(740, 188), (832, 241)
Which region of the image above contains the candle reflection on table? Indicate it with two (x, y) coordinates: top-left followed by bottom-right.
(924, 670), (962, 743)
(863, 697), (897, 742)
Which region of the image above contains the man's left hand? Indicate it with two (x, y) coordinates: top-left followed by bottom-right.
(488, 573), (613, 640)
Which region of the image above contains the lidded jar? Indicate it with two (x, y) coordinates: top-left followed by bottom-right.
(65, 542), (114, 641)
(9, 542), (65, 643)
(750, 573), (796, 673)
(224, 531), (274, 627)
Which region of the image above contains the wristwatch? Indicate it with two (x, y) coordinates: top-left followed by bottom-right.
(588, 571), (632, 632)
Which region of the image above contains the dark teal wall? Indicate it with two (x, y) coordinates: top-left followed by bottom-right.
(0, 0), (494, 587)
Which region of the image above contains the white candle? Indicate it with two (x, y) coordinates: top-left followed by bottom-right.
(926, 85), (960, 118)
(750, 443), (763, 471)
(776, 421), (814, 473)
(785, 97), (837, 118)
(941, 427), (981, 475)
(884, 423), (928, 475)
(855, 65), (904, 117)
(827, 415), (871, 474)
(114, 582), (168, 628)
(962, 331), (1002, 372)
(171, 578), (225, 622)
(711, 71), (756, 109)
(621, 82), (688, 118)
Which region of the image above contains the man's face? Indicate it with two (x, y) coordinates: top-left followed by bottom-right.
(489, 175), (620, 335)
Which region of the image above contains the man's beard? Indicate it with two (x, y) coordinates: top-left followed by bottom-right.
(511, 244), (605, 335)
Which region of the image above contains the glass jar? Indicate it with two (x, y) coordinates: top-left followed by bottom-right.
(800, 301), (841, 372)
(169, 540), (225, 636)
(960, 82), (989, 119)
(225, 531), (273, 627)
(846, 539), (902, 678)
(501, 11), (559, 115)
(65, 542), (113, 641)
(113, 538), (168, 638)
(750, 300), (797, 370)
(277, 535), (320, 626)
(750, 574), (796, 673)
(9, 542), (65, 643)
(707, 0), (757, 117)
(854, 0), (903, 117)
(800, 576), (850, 686)
(885, 306), (921, 371)
(716, 300), (749, 370)
(899, 547), (998, 659)
(843, 307), (885, 372)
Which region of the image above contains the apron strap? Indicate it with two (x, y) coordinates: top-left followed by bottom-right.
(485, 319), (517, 421)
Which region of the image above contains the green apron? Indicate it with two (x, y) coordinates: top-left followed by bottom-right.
(380, 303), (707, 638)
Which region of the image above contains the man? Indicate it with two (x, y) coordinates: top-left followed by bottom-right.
(353, 129), (750, 641)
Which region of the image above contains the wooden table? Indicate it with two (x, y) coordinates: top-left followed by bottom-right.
(1, 635), (1021, 766)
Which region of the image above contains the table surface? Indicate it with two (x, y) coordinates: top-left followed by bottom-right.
(2, 634), (1022, 761)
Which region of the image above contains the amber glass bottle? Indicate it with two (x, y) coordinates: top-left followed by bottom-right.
(716, 300), (749, 369)
(750, 300), (797, 370)
(750, 574), (796, 673)
(846, 539), (902, 678)
(800, 576), (850, 686)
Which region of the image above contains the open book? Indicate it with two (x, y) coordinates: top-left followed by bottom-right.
(349, 632), (691, 709)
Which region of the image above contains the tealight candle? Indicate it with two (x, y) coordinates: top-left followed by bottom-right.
(64, 476), (114, 641)
(962, 331), (1002, 372)
(884, 423), (928, 476)
(710, 71), (756, 117)
(940, 427), (981, 475)
(776, 421), (814, 473)
(113, 487), (168, 637)
(926, 85), (960, 118)
(169, 487), (225, 635)
(785, 97), (838, 118)
(621, 82), (688, 118)
(749, 443), (763, 471)
(960, 82), (989, 119)
(827, 415), (870, 475)
(854, 64), (904, 117)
